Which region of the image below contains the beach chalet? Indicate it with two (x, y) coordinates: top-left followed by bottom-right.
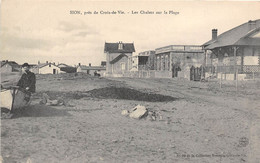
(155, 45), (204, 79)
(31, 61), (61, 74)
(0, 60), (21, 73)
(77, 63), (106, 76)
(104, 41), (135, 76)
(203, 20), (260, 80)
(138, 50), (156, 70)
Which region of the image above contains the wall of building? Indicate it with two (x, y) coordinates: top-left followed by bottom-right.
(177, 66), (192, 80)
(148, 51), (156, 70)
(244, 47), (260, 65)
(39, 64), (60, 74)
(244, 56), (259, 65)
(106, 52), (132, 73)
(128, 56), (138, 71)
(138, 51), (156, 70)
(182, 52), (204, 67)
(244, 47), (254, 56)
(0, 64), (13, 73)
(156, 52), (204, 72)
(156, 52), (171, 71)
(111, 56), (129, 74)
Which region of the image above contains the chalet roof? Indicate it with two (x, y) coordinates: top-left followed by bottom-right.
(79, 66), (106, 70)
(203, 19), (260, 50)
(104, 42), (135, 53)
(1, 61), (20, 68)
(234, 27), (260, 46)
(110, 54), (128, 64)
(57, 63), (70, 67)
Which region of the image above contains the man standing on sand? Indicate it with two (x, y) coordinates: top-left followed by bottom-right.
(17, 63), (36, 99)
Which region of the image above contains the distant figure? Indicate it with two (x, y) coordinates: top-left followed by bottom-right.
(172, 64), (181, 78)
(94, 71), (100, 77)
(17, 63), (36, 94)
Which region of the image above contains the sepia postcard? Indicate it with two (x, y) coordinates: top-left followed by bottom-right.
(1, 0), (260, 162)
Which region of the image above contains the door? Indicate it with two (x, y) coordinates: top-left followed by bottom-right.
(172, 63), (180, 78)
(190, 66), (201, 81)
(53, 69), (56, 74)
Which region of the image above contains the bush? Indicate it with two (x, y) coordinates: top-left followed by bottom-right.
(60, 67), (77, 73)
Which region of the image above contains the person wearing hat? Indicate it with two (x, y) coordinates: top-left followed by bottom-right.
(17, 63), (36, 95)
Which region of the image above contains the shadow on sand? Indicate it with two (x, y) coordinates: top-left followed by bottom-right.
(1, 104), (71, 119)
(86, 86), (178, 102)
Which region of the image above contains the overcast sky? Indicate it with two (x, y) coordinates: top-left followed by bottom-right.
(1, 1), (260, 66)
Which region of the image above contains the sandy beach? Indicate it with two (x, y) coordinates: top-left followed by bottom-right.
(1, 73), (260, 163)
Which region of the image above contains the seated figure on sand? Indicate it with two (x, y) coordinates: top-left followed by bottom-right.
(17, 63), (36, 102)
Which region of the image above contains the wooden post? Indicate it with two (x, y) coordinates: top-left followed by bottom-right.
(160, 55), (162, 71)
(236, 69), (238, 92)
(163, 53), (166, 71)
(241, 47), (244, 73)
(204, 49), (207, 79)
(224, 65), (226, 80)
(220, 72), (222, 88)
(233, 47), (237, 80)
(169, 52), (172, 74)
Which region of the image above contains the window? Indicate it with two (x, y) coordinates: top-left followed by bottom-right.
(118, 43), (123, 50)
(161, 56), (165, 70)
(121, 63), (126, 71)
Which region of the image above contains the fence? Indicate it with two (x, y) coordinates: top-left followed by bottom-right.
(105, 65), (260, 81)
(105, 70), (172, 78)
(203, 65), (260, 80)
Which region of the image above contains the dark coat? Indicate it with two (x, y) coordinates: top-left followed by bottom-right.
(17, 71), (36, 93)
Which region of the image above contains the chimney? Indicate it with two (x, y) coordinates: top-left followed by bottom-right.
(46, 61), (48, 64)
(78, 63), (81, 66)
(212, 29), (218, 40)
(248, 20), (257, 31)
(118, 41), (123, 50)
(38, 61), (40, 64)
(53, 62), (55, 65)
(89, 63), (91, 67)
